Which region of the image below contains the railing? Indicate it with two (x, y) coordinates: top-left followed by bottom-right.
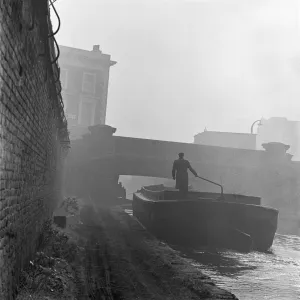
(140, 180), (225, 201)
(196, 175), (225, 200)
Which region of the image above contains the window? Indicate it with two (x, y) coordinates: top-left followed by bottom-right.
(78, 99), (96, 126)
(82, 72), (96, 94)
(60, 69), (68, 89)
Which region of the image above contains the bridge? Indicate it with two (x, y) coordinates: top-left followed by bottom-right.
(68, 125), (268, 176)
(65, 125), (300, 235)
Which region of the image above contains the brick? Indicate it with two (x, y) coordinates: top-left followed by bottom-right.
(0, 0), (69, 298)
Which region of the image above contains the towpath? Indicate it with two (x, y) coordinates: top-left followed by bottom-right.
(74, 205), (238, 299)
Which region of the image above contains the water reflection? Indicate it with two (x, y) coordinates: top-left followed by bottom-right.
(124, 207), (300, 299)
(173, 234), (300, 300)
(190, 250), (256, 277)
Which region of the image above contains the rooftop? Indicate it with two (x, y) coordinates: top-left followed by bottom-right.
(59, 44), (117, 67)
(194, 130), (255, 137)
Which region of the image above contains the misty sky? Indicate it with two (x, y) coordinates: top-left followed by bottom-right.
(53, 0), (300, 142)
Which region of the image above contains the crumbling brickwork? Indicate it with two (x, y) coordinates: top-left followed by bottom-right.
(0, 0), (69, 298)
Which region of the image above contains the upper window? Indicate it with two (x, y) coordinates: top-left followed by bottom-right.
(60, 69), (68, 89)
(82, 72), (96, 94)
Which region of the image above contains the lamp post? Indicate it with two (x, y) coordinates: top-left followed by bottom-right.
(251, 119), (262, 134)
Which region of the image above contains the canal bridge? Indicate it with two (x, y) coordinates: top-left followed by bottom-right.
(65, 125), (300, 235)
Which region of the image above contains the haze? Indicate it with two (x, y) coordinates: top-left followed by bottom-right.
(54, 0), (300, 142)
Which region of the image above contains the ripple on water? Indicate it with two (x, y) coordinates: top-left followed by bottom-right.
(174, 234), (300, 300)
(125, 209), (300, 299)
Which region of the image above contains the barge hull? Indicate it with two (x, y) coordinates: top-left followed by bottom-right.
(133, 191), (278, 252)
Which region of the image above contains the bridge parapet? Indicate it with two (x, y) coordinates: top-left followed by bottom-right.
(69, 125), (294, 170)
(113, 136), (287, 168)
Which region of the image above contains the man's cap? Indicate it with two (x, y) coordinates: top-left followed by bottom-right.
(178, 152), (184, 156)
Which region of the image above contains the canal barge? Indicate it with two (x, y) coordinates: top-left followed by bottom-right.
(132, 184), (278, 252)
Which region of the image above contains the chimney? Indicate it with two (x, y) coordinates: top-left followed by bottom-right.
(92, 45), (101, 52)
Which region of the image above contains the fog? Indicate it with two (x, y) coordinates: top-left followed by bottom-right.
(45, 2), (300, 299)
(54, 0), (300, 142)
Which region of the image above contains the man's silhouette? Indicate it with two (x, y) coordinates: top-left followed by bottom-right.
(172, 152), (198, 198)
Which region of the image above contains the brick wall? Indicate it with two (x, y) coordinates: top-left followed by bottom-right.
(0, 0), (69, 298)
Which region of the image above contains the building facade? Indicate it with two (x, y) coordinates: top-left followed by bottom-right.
(194, 130), (256, 150)
(59, 44), (116, 139)
(256, 117), (300, 161)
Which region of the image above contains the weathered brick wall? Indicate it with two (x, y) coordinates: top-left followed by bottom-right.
(0, 0), (69, 298)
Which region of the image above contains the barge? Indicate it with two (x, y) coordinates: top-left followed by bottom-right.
(132, 184), (278, 252)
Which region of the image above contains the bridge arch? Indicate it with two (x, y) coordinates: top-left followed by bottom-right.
(65, 124), (300, 237)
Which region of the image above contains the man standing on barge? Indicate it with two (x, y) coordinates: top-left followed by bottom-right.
(172, 152), (198, 198)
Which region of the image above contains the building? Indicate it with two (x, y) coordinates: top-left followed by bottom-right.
(59, 44), (116, 139)
(256, 117), (300, 160)
(194, 129), (256, 150)
(194, 117), (300, 160)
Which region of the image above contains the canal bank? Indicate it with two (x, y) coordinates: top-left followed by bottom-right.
(17, 203), (238, 299)
(78, 205), (238, 299)
(175, 234), (300, 300)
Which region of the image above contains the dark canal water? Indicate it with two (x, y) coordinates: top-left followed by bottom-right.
(124, 207), (300, 299)
(175, 234), (300, 300)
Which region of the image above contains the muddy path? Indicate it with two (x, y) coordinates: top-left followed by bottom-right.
(74, 206), (238, 300)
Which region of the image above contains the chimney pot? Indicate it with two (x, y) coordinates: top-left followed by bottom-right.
(93, 45), (100, 52)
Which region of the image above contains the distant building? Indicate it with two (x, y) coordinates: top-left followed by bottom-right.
(194, 130), (256, 150)
(256, 117), (300, 160)
(59, 44), (116, 140)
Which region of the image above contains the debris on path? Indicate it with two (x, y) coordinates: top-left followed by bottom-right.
(17, 200), (238, 299)
(77, 205), (238, 300)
